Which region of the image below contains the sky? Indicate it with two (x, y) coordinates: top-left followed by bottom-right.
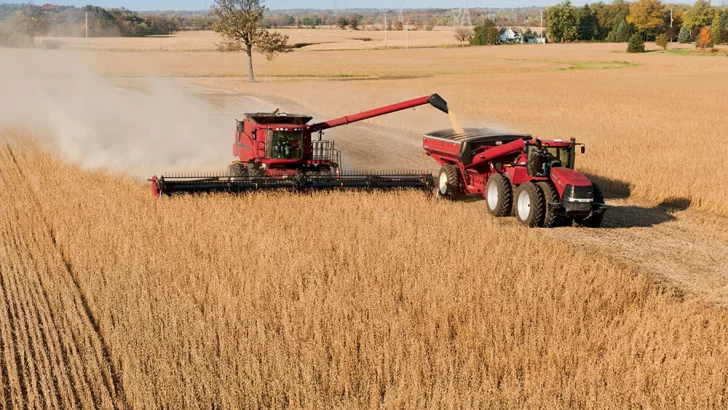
(0, 0), (554, 11)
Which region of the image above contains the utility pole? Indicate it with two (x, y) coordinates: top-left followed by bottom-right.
(405, 18), (409, 49)
(670, 8), (674, 42)
(384, 12), (387, 47)
(540, 9), (544, 42)
(85, 11), (88, 49)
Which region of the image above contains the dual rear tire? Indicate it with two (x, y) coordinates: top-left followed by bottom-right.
(484, 177), (555, 228)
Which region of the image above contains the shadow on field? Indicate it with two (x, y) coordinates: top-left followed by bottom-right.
(601, 198), (692, 229)
(583, 173), (631, 199)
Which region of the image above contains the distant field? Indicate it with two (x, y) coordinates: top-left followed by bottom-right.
(2, 30), (728, 408)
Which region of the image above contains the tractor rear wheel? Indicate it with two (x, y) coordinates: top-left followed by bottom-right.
(537, 181), (564, 228)
(485, 174), (512, 217)
(514, 182), (545, 228)
(574, 183), (605, 228)
(437, 165), (463, 200)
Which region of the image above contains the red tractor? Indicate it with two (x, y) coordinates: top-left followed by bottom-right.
(423, 129), (606, 228)
(151, 94), (449, 197)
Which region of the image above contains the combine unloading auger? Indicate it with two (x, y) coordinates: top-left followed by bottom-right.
(151, 94), (448, 197)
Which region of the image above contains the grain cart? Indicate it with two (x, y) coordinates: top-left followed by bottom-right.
(423, 129), (606, 228)
(151, 94), (450, 197)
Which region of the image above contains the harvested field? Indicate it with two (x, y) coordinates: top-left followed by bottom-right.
(1, 33), (728, 408)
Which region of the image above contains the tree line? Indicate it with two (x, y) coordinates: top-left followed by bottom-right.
(0, 4), (179, 47)
(545, 0), (727, 45)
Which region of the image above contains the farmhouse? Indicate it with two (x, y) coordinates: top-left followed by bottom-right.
(499, 27), (523, 43)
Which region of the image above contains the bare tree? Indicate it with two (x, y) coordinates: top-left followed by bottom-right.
(212, 0), (289, 82)
(454, 27), (473, 46)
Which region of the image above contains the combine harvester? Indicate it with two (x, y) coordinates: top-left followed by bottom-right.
(151, 94), (605, 228)
(151, 94), (448, 196)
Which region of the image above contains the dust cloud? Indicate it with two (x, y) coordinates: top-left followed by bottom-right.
(0, 49), (241, 178)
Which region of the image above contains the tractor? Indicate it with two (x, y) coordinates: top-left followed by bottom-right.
(423, 129), (606, 228)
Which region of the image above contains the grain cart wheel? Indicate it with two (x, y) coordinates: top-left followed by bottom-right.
(537, 181), (564, 228)
(574, 183), (605, 228)
(514, 182), (545, 228)
(485, 174), (512, 217)
(437, 165), (462, 200)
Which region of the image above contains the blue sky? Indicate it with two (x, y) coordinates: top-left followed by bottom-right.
(0, 1), (552, 11)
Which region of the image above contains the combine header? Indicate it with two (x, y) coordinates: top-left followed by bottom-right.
(151, 94), (448, 196)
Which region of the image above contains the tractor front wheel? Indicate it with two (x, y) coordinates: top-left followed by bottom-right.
(485, 174), (512, 217)
(515, 182), (545, 228)
(437, 165), (462, 200)
(574, 183), (605, 228)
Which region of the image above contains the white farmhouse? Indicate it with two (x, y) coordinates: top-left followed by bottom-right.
(499, 27), (523, 43)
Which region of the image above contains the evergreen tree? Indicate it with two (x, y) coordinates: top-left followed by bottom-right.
(614, 19), (631, 41)
(627, 32), (646, 52)
(678, 24), (692, 42)
(712, 11), (722, 44)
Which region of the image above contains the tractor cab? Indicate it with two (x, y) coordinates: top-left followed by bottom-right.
(525, 138), (583, 177)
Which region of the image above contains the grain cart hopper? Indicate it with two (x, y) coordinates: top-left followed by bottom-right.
(151, 94), (450, 197)
(423, 129), (606, 228)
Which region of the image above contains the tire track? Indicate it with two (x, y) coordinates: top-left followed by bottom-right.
(3, 141), (129, 410)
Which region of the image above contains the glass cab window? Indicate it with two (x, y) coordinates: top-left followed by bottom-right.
(267, 131), (303, 159)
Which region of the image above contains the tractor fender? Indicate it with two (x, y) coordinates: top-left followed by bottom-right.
(550, 167), (592, 198)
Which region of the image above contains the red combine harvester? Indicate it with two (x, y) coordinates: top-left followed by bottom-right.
(151, 94), (449, 197)
(423, 129), (606, 228)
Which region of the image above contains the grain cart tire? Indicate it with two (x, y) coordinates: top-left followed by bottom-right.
(514, 182), (545, 228)
(485, 174), (512, 217)
(437, 165), (463, 200)
(574, 183), (605, 228)
(537, 181), (564, 228)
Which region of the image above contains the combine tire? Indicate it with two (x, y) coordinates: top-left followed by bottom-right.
(574, 183), (605, 228)
(514, 182), (545, 228)
(485, 174), (512, 217)
(537, 181), (564, 228)
(437, 165), (463, 200)
(227, 163), (246, 177)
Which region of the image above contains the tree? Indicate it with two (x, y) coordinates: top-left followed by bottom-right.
(471, 19), (499, 45)
(678, 23), (692, 42)
(578, 4), (598, 41)
(598, 0), (631, 40)
(212, 0), (289, 83)
(349, 14), (362, 30)
(683, 0), (716, 29)
(655, 33), (668, 49)
(454, 27), (473, 45)
(711, 10), (722, 44)
(336, 16), (349, 29)
(546, 1), (579, 42)
(697, 26), (713, 50)
(627, 32), (646, 51)
(608, 18), (631, 41)
(626, 0), (666, 37)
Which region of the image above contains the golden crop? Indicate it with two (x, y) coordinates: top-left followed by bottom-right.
(1, 135), (728, 408)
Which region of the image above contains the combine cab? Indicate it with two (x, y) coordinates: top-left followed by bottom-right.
(423, 128), (606, 228)
(152, 94), (449, 196)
